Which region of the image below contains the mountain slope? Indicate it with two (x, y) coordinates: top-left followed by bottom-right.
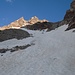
(0, 25), (75, 75)
(0, 1), (75, 75)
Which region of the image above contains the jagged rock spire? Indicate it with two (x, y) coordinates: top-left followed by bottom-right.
(0, 16), (48, 30)
(29, 16), (39, 24)
(30, 16), (39, 20)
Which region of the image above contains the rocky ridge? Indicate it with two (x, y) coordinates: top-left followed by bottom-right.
(63, 0), (75, 30)
(0, 1), (75, 31)
(0, 16), (48, 30)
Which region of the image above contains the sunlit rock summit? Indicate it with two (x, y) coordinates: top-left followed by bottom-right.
(0, 16), (48, 30)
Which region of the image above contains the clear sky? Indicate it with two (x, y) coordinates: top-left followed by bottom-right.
(0, 0), (72, 26)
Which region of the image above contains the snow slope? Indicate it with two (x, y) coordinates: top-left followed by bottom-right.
(0, 25), (75, 75)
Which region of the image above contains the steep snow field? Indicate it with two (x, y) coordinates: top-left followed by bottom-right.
(0, 25), (75, 75)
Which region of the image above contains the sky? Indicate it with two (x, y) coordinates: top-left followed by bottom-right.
(0, 0), (72, 26)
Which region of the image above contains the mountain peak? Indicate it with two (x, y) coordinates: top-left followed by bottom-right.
(18, 17), (24, 20)
(0, 16), (48, 30)
(29, 16), (39, 24)
(30, 16), (39, 20)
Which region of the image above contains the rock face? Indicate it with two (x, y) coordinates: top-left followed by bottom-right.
(64, 0), (75, 30)
(0, 29), (30, 42)
(25, 22), (53, 30)
(71, 0), (75, 10)
(0, 16), (48, 30)
(24, 21), (61, 31)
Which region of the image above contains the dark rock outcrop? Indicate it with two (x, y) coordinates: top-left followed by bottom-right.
(64, 10), (74, 24)
(64, 0), (75, 30)
(24, 22), (53, 30)
(0, 44), (31, 53)
(23, 21), (62, 31)
(71, 0), (75, 10)
(0, 29), (30, 42)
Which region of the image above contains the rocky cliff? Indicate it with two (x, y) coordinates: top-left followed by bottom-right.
(64, 0), (75, 30)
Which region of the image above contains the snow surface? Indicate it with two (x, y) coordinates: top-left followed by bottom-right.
(0, 25), (75, 75)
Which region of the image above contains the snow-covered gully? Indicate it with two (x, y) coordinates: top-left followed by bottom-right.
(0, 25), (75, 75)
